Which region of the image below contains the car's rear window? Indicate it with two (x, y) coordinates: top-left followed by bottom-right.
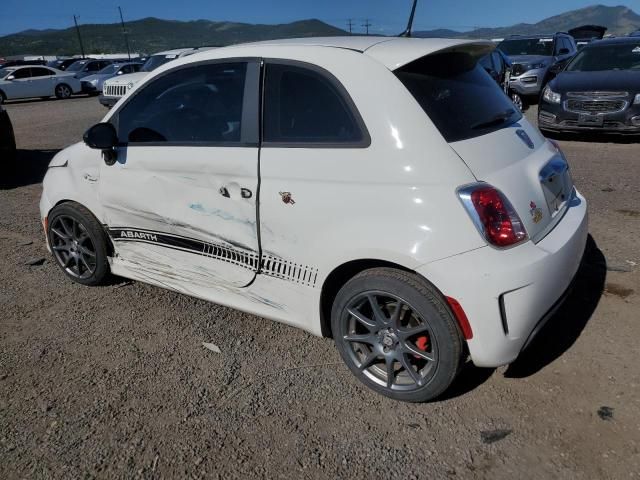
(395, 51), (522, 143)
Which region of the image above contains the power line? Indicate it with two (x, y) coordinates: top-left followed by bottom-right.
(346, 18), (353, 35)
(72, 15), (85, 57)
(362, 19), (372, 35)
(118, 6), (131, 60)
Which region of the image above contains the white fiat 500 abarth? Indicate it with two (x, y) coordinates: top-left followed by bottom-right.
(40, 37), (588, 402)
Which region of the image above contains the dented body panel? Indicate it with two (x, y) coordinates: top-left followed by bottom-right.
(98, 145), (260, 287)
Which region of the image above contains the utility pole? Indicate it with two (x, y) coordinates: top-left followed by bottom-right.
(73, 15), (85, 58)
(347, 18), (353, 35)
(118, 6), (131, 60)
(362, 19), (372, 35)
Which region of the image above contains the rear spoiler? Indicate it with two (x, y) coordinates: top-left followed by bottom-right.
(365, 39), (495, 71)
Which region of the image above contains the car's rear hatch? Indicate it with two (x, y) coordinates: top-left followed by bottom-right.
(391, 42), (573, 243)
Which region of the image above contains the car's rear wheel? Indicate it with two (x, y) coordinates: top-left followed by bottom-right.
(331, 268), (463, 402)
(0, 91), (6, 104)
(55, 84), (72, 99)
(47, 202), (111, 286)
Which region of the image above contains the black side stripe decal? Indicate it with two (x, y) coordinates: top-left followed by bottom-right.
(108, 228), (319, 287)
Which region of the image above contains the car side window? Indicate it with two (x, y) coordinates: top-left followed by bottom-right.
(12, 68), (31, 79)
(87, 62), (101, 72)
(132, 64), (142, 72)
(30, 67), (53, 77)
(263, 62), (368, 146)
(116, 62), (249, 144)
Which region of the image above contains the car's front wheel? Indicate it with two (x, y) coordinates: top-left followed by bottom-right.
(55, 83), (72, 99)
(331, 268), (463, 402)
(47, 202), (111, 285)
(511, 92), (525, 111)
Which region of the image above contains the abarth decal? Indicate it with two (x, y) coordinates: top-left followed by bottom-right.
(108, 228), (318, 287)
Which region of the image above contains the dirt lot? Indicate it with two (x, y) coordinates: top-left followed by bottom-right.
(1, 96), (639, 479)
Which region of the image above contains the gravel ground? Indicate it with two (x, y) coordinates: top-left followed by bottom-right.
(1, 96), (639, 479)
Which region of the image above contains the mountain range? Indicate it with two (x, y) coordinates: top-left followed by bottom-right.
(0, 18), (345, 56)
(414, 5), (640, 38)
(0, 5), (639, 56)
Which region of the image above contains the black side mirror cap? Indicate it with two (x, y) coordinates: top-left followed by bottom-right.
(83, 122), (118, 150)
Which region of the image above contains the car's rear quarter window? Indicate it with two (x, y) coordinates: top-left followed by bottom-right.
(396, 51), (522, 143)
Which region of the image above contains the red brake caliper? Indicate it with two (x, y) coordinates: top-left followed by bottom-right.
(414, 335), (429, 358)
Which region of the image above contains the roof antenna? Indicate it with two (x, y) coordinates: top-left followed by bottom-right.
(399, 0), (419, 37)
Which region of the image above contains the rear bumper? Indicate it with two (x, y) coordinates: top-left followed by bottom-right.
(98, 95), (119, 108)
(417, 189), (588, 367)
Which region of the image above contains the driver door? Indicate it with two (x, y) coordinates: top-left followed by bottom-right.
(98, 59), (261, 288)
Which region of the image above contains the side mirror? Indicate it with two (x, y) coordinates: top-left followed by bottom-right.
(83, 122), (118, 165)
(117, 71), (123, 75)
(558, 48), (570, 55)
(6, 75), (14, 81)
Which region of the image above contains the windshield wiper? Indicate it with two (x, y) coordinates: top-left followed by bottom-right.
(471, 109), (515, 130)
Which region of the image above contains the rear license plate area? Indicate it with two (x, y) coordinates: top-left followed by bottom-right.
(540, 156), (572, 217)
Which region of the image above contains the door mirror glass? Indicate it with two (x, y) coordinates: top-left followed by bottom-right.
(558, 48), (570, 55)
(83, 122), (118, 150)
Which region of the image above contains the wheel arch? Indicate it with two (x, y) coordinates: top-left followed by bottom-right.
(319, 258), (413, 338)
(49, 199), (114, 256)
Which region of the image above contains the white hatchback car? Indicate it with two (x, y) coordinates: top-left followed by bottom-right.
(0, 65), (82, 103)
(40, 37), (588, 402)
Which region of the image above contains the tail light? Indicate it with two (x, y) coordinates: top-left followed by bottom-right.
(458, 183), (528, 248)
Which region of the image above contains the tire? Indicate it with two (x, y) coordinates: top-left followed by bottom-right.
(47, 202), (111, 286)
(0, 91), (5, 104)
(511, 92), (525, 112)
(331, 267), (463, 402)
(55, 83), (72, 99)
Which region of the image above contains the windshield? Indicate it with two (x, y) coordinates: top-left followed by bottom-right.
(141, 54), (177, 72)
(396, 51), (522, 143)
(66, 60), (87, 72)
(97, 64), (121, 75)
(497, 38), (554, 56)
(566, 43), (640, 72)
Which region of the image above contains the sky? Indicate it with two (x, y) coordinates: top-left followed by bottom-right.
(0, 0), (638, 36)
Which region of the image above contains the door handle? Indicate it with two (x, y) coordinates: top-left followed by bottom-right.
(219, 186), (252, 199)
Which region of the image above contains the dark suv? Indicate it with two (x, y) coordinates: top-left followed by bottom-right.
(497, 33), (577, 102)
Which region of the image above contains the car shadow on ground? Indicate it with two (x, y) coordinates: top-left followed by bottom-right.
(441, 234), (606, 400)
(1, 149), (59, 189)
